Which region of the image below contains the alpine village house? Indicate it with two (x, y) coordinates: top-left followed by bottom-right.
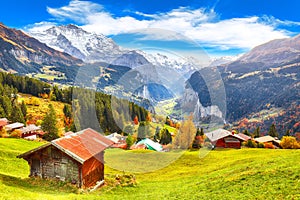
(17, 128), (114, 188)
(205, 128), (247, 149)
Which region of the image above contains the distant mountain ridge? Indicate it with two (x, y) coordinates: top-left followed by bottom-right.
(0, 23), (82, 75)
(225, 34), (300, 73)
(30, 24), (201, 74)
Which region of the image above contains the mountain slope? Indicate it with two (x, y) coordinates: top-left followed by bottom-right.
(0, 23), (82, 75)
(0, 24), (175, 103)
(184, 35), (300, 135)
(225, 34), (300, 73)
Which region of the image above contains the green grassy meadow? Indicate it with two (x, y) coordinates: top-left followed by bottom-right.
(0, 138), (299, 200)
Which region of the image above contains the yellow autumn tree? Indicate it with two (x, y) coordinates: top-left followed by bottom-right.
(173, 114), (196, 149)
(280, 136), (300, 149)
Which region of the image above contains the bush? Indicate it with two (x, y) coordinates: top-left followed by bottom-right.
(126, 134), (135, 150)
(257, 142), (265, 148)
(105, 173), (136, 188)
(9, 130), (22, 138)
(245, 140), (257, 148)
(264, 142), (275, 149)
(280, 136), (300, 149)
(0, 129), (9, 138)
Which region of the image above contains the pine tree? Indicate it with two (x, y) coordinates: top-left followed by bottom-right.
(196, 128), (201, 136)
(63, 104), (72, 118)
(10, 105), (25, 123)
(154, 126), (161, 142)
(0, 105), (5, 118)
(20, 100), (27, 120)
(137, 121), (150, 141)
(268, 124), (279, 138)
(0, 96), (12, 117)
(253, 127), (260, 138)
(200, 128), (204, 136)
(41, 104), (59, 141)
(285, 129), (290, 136)
(160, 128), (172, 145)
(243, 129), (250, 136)
(196, 127), (204, 136)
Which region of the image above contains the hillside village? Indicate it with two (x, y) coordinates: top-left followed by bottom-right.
(0, 1), (299, 198)
(0, 70), (298, 193)
(0, 94), (299, 191)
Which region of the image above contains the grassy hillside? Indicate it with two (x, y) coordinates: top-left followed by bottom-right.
(0, 138), (299, 200)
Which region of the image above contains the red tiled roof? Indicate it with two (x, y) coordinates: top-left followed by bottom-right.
(52, 128), (114, 164)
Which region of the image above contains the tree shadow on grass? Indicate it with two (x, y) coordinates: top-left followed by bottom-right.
(0, 173), (78, 195)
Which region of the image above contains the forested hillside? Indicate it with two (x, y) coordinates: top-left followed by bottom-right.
(0, 72), (148, 134)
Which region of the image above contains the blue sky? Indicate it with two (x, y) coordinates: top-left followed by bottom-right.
(1, 0), (300, 57)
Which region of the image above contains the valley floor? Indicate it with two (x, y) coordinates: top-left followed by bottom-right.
(0, 138), (299, 200)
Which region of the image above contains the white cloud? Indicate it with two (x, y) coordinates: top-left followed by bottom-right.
(24, 21), (57, 33)
(185, 17), (290, 49)
(27, 0), (300, 50)
(47, 0), (102, 23)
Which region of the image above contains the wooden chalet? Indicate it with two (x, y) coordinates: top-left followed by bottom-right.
(17, 128), (114, 188)
(205, 128), (245, 149)
(19, 124), (44, 139)
(254, 135), (281, 148)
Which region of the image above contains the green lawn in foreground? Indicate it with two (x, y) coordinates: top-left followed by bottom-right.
(0, 138), (299, 200)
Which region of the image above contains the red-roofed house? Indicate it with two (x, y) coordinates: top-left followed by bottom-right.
(205, 128), (246, 149)
(17, 128), (114, 188)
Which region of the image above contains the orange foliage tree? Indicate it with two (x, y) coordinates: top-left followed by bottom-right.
(133, 115), (139, 125)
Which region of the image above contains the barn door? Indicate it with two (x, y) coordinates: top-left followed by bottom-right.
(31, 159), (41, 177)
(54, 163), (67, 181)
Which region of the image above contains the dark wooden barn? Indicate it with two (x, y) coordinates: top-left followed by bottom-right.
(17, 128), (114, 188)
(205, 129), (245, 149)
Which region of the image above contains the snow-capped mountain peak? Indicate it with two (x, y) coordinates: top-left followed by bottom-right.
(30, 24), (209, 74)
(30, 24), (123, 63)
